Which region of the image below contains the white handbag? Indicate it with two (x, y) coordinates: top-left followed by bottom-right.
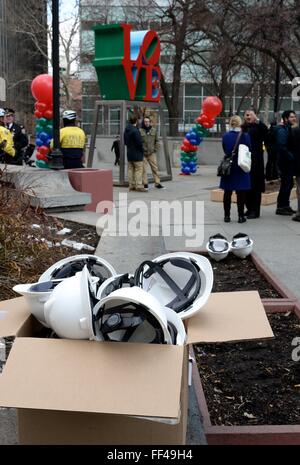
(238, 144), (251, 173)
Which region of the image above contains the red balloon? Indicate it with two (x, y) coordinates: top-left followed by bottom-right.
(201, 121), (213, 129)
(39, 145), (50, 156)
(36, 152), (48, 161)
(35, 102), (48, 113)
(202, 96), (223, 118)
(44, 110), (53, 120)
(196, 114), (209, 125)
(31, 74), (53, 104)
(34, 110), (42, 119)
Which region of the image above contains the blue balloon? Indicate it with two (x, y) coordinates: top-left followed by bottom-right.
(182, 166), (191, 174)
(181, 161), (187, 169)
(190, 139), (198, 146)
(190, 166), (197, 173)
(186, 131), (197, 142)
(36, 138), (44, 147)
(39, 132), (49, 142)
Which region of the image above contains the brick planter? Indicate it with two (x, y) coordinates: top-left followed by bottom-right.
(210, 188), (297, 205)
(67, 168), (113, 212)
(191, 302), (300, 445)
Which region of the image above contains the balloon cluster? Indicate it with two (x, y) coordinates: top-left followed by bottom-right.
(180, 96), (223, 175)
(31, 74), (53, 169)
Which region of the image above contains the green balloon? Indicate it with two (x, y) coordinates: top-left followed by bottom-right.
(36, 160), (50, 169)
(45, 124), (53, 135)
(39, 118), (48, 127)
(35, 125), (43, 134)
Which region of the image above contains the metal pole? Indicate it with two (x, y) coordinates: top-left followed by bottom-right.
(48, 0), (64, 169)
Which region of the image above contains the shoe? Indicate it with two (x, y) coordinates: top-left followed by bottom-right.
(286, 207), (296, 213)
(136, 187), (148, 192)
(276, 208), (293, 216)
(238, 216), (247, 223)
(292, 214), (300, 222)
(247, 212), (259, 219)
(144, 184), (149, 190)
(155, 183), (165, 189)
(129, 187), (136, 192)
(224, 216), (231, 223)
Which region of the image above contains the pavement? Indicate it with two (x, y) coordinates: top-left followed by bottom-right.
(1, 164), (299, 445)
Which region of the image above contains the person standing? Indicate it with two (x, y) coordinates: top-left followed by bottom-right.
(50, 110), (87, 169)
(290, 124), (300, 222)
(0, 108), (15, 162)
(275, 110), (297, 216)
(243, 110), (268, 218)
(220, 115), (251, 223)
(140, 116), (164, 189)
(111, 135), (120, 166)
(4, 108), (28, 165)
(124, 115), (147, 192)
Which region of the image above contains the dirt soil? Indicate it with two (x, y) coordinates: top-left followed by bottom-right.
(0, 218), (100, 301)
(207, 254), (281, 299)
(194, 312), (300, 426)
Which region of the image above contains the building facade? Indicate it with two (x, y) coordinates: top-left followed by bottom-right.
(0, 0), (47, 130)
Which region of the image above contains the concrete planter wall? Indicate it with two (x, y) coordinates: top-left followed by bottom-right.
(191, 302), (300, 445)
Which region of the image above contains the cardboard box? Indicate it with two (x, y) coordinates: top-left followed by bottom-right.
(0, 292), (273, 445)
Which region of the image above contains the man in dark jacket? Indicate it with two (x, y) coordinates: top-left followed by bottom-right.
(4, 108), (28, 165)
(111, 135), (120, 166)
(275, 110), (297, 215)
(243, 110), (268, 218)
(124, 115), (147, 192)
(289, 125), (300, 221)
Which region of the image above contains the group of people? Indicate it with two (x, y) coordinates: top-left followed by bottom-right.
(0, 107), (28, 165)
(220, 109), (300, 223)
(0, 107), (87, 170)
(114, 115), (164, 192)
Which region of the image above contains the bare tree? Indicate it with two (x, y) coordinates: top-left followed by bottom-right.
(6, 0), (80, 108)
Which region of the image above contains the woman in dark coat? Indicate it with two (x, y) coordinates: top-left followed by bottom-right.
(220, 115), (251, 223)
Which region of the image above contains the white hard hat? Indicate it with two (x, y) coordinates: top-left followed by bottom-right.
(38, 254), (117, 284)
(0, 108), (5, 117)
(93, 287), (186, 345)
(230, 233), (253, 259)
(206, 234), (230, 262)
(96, 273), (134, 300)
(13, 280), (62, 327)
(43, 266), (98, 339)
(62, 110), (76, 120)
(134, 252), (213, 320)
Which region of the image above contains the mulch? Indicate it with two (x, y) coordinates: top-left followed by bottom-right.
(207, 254), (281, 299)
(194, 312), (300, 426)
